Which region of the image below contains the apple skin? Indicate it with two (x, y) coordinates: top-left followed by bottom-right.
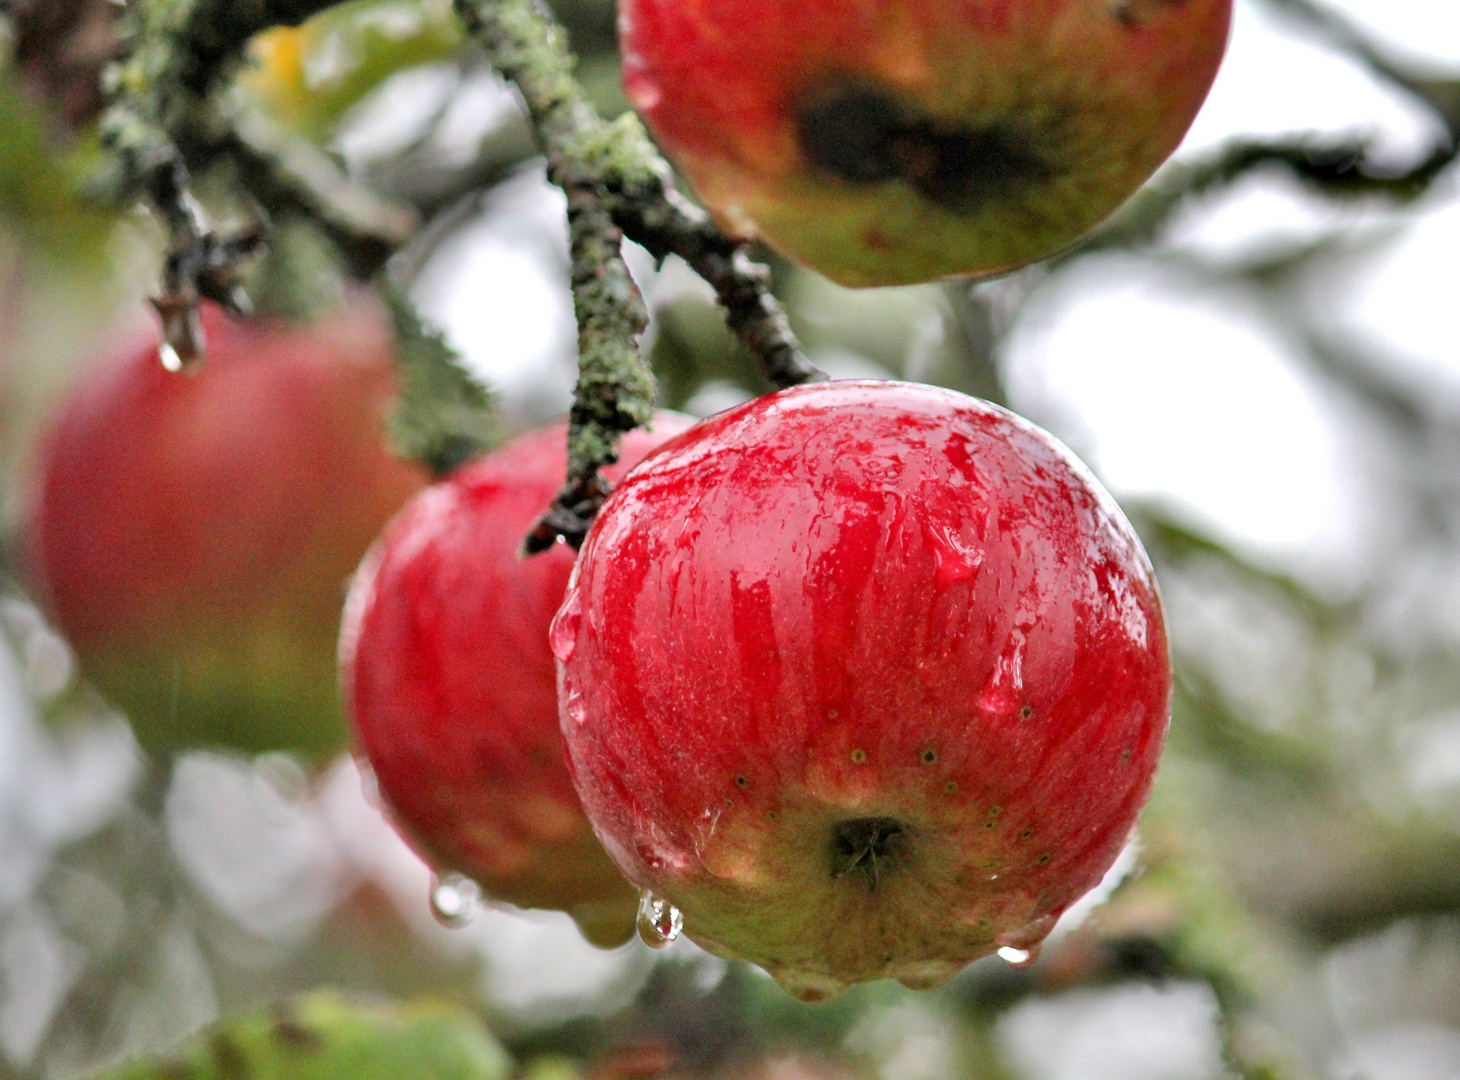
(554, 381), (1170, 998)
(340, 414), (694, 947)
(620, 0), (1231, 286)
(25, 298), (428, 761)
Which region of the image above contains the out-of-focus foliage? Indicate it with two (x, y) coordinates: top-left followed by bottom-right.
(91, 992), (512, 1080)
(238, 0), (464, 143)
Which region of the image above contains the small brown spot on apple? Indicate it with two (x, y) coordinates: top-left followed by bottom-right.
(921, 747), (938, 764)
(863, 227), (893, 252)
(850, 748), (867, 764)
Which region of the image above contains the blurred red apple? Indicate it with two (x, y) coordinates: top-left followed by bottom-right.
(25, 297), (428, 761)
(621, 0), (1230, 286)
(555, 381), (1170, 998)
(341, 414), (693, 946)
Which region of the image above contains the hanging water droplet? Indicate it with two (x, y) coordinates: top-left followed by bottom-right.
(549, 592), (581, 663)
(993, 911), (1058, 968)
(996, 944), (1039, 968)
(636, 891), (682, 949)
(563, 687), (588, 727)
(430, 873), (481, 929)
(159, 342), (184, 372)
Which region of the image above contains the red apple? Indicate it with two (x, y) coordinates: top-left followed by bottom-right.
(25, 298), (428, 761)
(554, 381), (1170, 998)
(340, 414), (694, 947)
(621, 0), (1230, 286)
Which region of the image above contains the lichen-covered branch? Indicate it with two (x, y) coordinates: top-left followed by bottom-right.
(599, 131), (823, 389)
(94, 0), (340, 364)
(455, 0), (656, 550)
(455, 0), (815, 548)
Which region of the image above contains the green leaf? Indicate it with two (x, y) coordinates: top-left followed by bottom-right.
(91, 991), (513, 1080)
(238, 0), (466, 144)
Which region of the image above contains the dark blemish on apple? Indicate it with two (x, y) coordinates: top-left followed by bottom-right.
(1036, 852), (1051, 864)
(985, 805), (1003, 828)
(921, 748), (938, 764)
(766, 809), (779, 821)
(944, 780), (959, 794)
(735, 774), (748, 787)
(1121, 746), (1133, 762)
(794, 79), (1057, 215)
(830, 816), (907, 890)
(1019, 704), (1034, 720)
(850, 748), (867, 764)
(1019, 827), (1035, 841)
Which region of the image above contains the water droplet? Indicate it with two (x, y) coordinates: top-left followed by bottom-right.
(563, 687), (587, 727)
(928, 524), (983, 589)
(997, 944), (1039, 968)
(430, 873), (481, 929)
(159, 342), (184, 372)
(636, 891), (682, 948)
(549, 592), (581, 663)
(994, 912), (1058, 966)
(975, 627), (1028, 715)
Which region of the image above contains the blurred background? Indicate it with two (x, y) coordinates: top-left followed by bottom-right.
(2, 0), (1460, 1077)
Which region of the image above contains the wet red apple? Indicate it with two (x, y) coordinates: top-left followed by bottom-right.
(621, 0), (1231, 286)
(554, 381), (1170, 998)
(25, 298), (428, 761)
(341, 414), (694, 946)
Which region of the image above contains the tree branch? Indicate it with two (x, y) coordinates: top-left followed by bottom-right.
(455, 0), (816, 550)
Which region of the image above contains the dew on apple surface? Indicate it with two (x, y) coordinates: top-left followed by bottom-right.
(974, 627), (1030, 716)
(635, 891), (682, 949)
(549, 591), (580, 664)
(430, 872), (482, 929)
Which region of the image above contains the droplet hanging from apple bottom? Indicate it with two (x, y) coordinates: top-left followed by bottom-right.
(993, 911), (1058, 967)
(636, 890), (683, 948)
(996, 944), (1040, 968)
(430, 872), (482, 929)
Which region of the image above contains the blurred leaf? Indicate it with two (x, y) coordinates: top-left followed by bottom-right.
(381, 280), (500, 475)
(239, 0), (465, 144)
(0, 78), (115, 268)
(90, 991), (512, 1080)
